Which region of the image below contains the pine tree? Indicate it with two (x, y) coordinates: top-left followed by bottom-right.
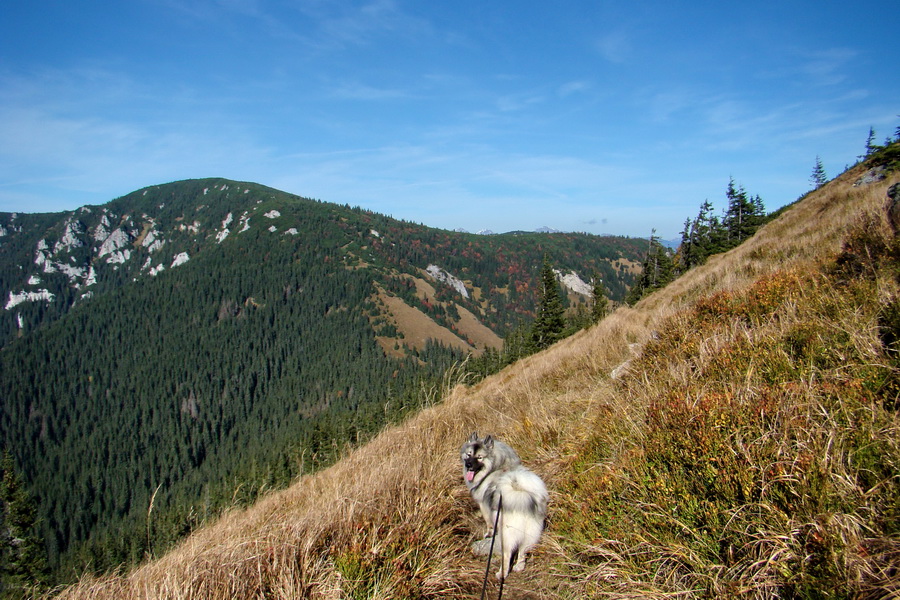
(650, 234), (674, 289)
(752, 195), (765, 223)
(1, 451), (49, 596)
(695, 199), (719, 259)
(724, 178), (757, 243)
(679, 199), (718, 270)
(810, 155), (827, 189)
(679, 217), (694, 264)
(590, 276), (609, 324)
(863, 127), (878, 159)
(529, 255), (566, 351)
(625, 230), (675, 305)
(501, 322), (531, 366)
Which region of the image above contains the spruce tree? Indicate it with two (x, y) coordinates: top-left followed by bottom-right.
(751, 195), (766, 227)
(625, 231), (675, 305)
(863, 126), (878, 159)
(1, 451), (48, 596)
(679, 217), (694, 265)
(590, 276), (609, 324)
(694, 200), (718, 263)
(810, 156), (827, 189)
(501, 322), (531, 365)
(529, 255), (566, 351)
(724, 178), (757, 243)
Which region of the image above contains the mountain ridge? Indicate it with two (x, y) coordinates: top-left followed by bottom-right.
(0, 177), (644, 346)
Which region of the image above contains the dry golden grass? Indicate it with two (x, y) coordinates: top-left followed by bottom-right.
(453, 303), (503, 353)
(52, 162), (900, 599)
(376, 289), (474, 353)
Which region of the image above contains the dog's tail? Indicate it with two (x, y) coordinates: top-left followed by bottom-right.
(495, 469), (549, 579)
(496, 469), (548, 517)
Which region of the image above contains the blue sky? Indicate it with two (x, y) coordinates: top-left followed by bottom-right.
(1, 1), (897, 238)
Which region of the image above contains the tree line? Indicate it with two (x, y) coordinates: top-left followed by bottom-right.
(625, 125), (900, 307)
(625, 178), (767, 305)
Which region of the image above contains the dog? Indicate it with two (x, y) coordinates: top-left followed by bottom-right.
(460, 432), (548, 581)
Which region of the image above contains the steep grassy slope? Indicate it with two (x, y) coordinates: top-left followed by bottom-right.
(52, 161), (900, 599)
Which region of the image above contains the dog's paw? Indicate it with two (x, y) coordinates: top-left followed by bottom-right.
(512, 558), (527, 573)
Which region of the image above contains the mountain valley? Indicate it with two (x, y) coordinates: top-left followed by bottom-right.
(0, 179), (647, 580)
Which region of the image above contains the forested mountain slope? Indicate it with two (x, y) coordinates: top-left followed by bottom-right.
(48, 147), (900, 599)
(0, 179), (646, 581)
(0, 179), (643, 346)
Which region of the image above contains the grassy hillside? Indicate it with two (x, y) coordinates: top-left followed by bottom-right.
(50, 159), (899, 599)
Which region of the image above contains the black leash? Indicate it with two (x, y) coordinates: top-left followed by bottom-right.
(480, 495), (504, 600)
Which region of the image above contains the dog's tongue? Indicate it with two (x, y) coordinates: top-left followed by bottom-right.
(465, 470), (475, 482)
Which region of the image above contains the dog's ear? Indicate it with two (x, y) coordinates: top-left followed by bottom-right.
(468, 431), (479, 443)
(483, 435), (494, 449)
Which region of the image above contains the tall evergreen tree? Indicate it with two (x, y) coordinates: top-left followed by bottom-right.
(724, 178), (757, 242)
(677, 182), (766, 276)
(1, 452), (48, 597)
(529, 255), (566, 351)
(590, 276), (609, 324)
(810, 155), (827, 189)
(679, 217), (694, 259)
(863, 126), (878, 159)
(678, 199), (719, 271)
(626, 230), (675, 305)
(649, 232), (674, 290)
(752, 194), (765, 222)
(500, 322), (532, 366)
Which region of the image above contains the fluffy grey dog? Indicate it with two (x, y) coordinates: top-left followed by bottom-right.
(460, 432), (548, 581)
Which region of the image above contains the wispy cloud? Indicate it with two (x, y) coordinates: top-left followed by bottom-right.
(642, 87), (701, 123)
(799, 47), (857, 86)
(754, 46), (859, 88)
(557, 80), (590, 98)
(494, 91), (545, 112)
(156, 0), (430, 51)
(594, 30), (631, 64)
(2, 1), (896, 236)
(265, 144), (654, 234)
(291, 0), (432, 50)
(0, 66), (272, 209)
(327, 80), (411, 101)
